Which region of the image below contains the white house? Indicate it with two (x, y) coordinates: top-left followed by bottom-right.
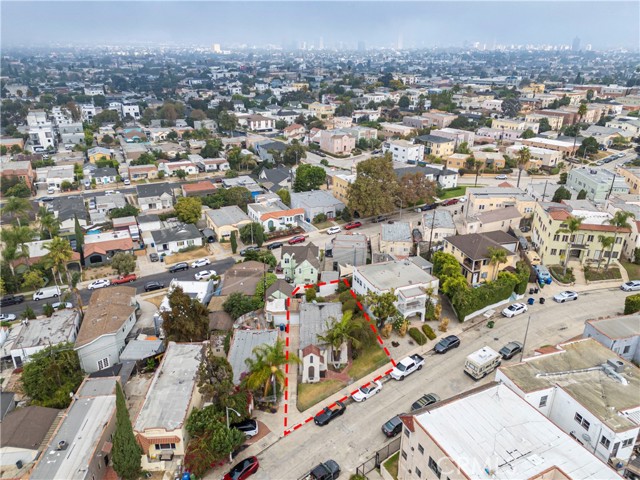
(159, 278), (217, 313)
(158, 160), (199, 176)
(583, 315), (640, 364)
(74, 287), (138, 373)
(352, 260), (439, 321)
(382, 139), (425, 163)
(149, 223), (203, 255)
(247, 198), (305, 232)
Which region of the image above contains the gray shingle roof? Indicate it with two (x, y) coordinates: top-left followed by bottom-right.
(299, 302), (343, 350)
(205, 205), (250, 227)
(136, 183), (174, 198)
(228, 329), (279, 384)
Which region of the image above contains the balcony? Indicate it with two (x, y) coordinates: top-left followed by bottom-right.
(463, 258), (481, 271)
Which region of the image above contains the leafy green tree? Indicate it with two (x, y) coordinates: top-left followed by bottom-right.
(74, 215), (84, 256)
(520, 128), (536, 139)
(197, 349), (235, 406)
(577, 189), (587, 200)
(244, 339), (300, 399)
(112, 382), (142, 480)
(538, 117), (552, 133)
(109, 204), (140, 218)
(161, 287), (209, 343)
(22, 270), (45, 291)
(254, 273), (277, 304)
(175, 169), (188, 180)
(577, 137), (599, 157)
(398, 172), (436, 206)
(223, 292), (261, 320)
(239, 222), (265, 247)
(348, 154), (399, 217)
(501, 98), (521, 117)
(552, 186), (572, 203)
(398, 96), (410, 109)
(365, 290), (401, 328)
(243, 249), (276, 267)
(5, 181), (31, 198)
(558, 172), (568, 185)
(201, 139), (223, 158)
(175, 196), (202, 224)
(230, 230), (238, 254)
(293, 164), (326, 192)
(21, 343), (84, 408)
(42, 303), (55, 317)
(316, 310), (368, 367)
(277, 188), (291, 206)
(218, 110), (238, 133)
(283, 142), (307, 166)
(111, 252), (137, 275)
(102, 134), (114, 145)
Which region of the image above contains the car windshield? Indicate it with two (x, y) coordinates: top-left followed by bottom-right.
(396, 363), (407, 371)
(360, 386), (371, 394)
(230, 460), (251, 480)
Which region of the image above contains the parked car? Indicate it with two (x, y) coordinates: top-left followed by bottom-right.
(390, 354), (424, 380)
(266, 242), (283, 250)
(499, 341), (524, 360)
(501, 302), (528, 318)
(195, 269), (217, 280)
(168, 262), (189, 273)
(441, 198), (459, 206)
(351, 380), (382, 402)
(314, 401), (346, 426)
(419, 203), (438, 211)
(149, 253), (160, 262)
(104, 190), (116, 195)
(0, 313), (17, 321)
(621, 280), (640, 291)
(288, 235), (306, 245)
(553, 290), (579, 303)
(495, 174), (508, 180)
(326, 226), (341, 235)
(88, 279), (111, 290)
(111, 274), (137, 285)
(33, 286), (61, 301)
(230, 419), (259, 438)
(0, 294), (24, 307)
(344, 221), (362, 230)
(39, 196), (55, 202)
(51, 302), (73, 310)
(372, 216), (389, 223)
(303, 461), (341, 480)
(123, 178), (131, 186)
(381, 415), (404, 437)
(223, 456), (259, 480)
(434, 335), (460, 354)
(240, 246), (260, 256)
(410, 393), (441, 411)
(191, 258), (211, 268)
(144, 281), (165, 292)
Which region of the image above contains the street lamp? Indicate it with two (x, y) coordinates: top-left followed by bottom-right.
(225, 407), (241, 463)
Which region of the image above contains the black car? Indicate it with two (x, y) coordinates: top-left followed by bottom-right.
(266, 242), (283, 250)
(39, 196), (55, 202)
(382, 415), (404, 437)
(411, 393), (441, 411)
(372, 215), (389, 223)
(314, 401), (346, 426)
(149, 253), (159, 262)
(420, 203), (438, 211)
(240, 246), (260, 256)
(144, 281), (165, 292)
(434, 335), (460, 354)
(168, 262), (189, 273)
(0, 294), (25, 307)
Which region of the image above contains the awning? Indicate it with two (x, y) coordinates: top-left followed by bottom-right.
(159, 452), (174, 461)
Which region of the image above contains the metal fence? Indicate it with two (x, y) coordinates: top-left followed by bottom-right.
(355, 436), (402, 478)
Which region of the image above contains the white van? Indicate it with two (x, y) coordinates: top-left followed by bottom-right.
(464, 346), (501, 380)
(33, 286), (62, 301)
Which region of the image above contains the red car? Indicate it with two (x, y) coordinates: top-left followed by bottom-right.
(111, 273), (137, 285)
(441, 198), (459, 206)
(344, 221), (362, 230)
(288, 235), (306, 245)
(224, 456), (259, 480)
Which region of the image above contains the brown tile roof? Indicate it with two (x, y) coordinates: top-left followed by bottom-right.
(0, 406), (60, 449)
(284, 123), (304, 132)
(76, 287), (137, 347)
(136, 434), (181, 454)
(579, 223), (630, 233)
(182, 181), (217, 193)
(497, 181), (515, 188)
(301, 344), (321, 357)
(549, 209), (572, 221)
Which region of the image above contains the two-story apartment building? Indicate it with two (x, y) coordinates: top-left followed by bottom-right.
(466, 186), (536, 218)
(567, 167), (630, 203)
(382, 139), (425, 163)
(420, 111), (458, 128)
(415, 134), (455, 157)
(507, 144), (563, 168)
(380, 222), (414, 258)
(584, 315), (640, 364)
(319, 129), (356, 155)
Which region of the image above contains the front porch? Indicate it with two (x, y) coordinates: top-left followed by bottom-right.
(396, 287), (427, 321)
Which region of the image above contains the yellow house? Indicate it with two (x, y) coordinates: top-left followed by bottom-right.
(445, 153), (469, 170)
(443, 231), (518, 285)
(616, 166), (640, 194)
(309, 102), (335, 119)
(531, 203), (629, 266)
(418, 134), (455, 158)
(87, 146), (112, 163)
(205, 205), (252, 241)
(330, 173), (356, 203)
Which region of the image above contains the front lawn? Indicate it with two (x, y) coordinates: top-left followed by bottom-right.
(438, 186), (468, 199)
(348, 343), (390, 380)
(549, 265), (575, 284)
(621, 261), (640, 280)
(297, 379), (346, 412)
(382, 452), (399, 480)
(164, 246), (210, 265)
(584, 266), (622, 282)
(313, 220), (333, 230)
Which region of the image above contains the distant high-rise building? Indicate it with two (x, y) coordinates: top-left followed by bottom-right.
(212, 43), (221, 53)
(397, 33), (403, 50)
(586, 44), (592, 51)
(319, 37), (324, 50)
(357, 40), (366, 51)
(572, 36), (581, 51)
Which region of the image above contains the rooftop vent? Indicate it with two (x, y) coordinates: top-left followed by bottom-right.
(607, 358), (625, 373)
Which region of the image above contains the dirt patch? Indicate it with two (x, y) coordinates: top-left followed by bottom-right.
(83, 264), (116, 281)
(124, 372), (154, 419)
(164, 247), (211, 265)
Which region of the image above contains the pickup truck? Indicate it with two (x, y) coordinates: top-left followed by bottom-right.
(0, 294), (25, 307)
(301, 460), (341, 480)
(111, 274), (137, 285)
(313, 401), (346, 426)
(390, 354), (424, 381)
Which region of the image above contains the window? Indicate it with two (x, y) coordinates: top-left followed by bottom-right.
(539, 395), (548, 408)
(401, 450), (408, 460)
(155, 443), (176, 450)
(403, 428), (410, 438)
(623, 345), (631, 354)
(562, 235), (569, 242)
(428, 457), (442, 479)
(416, 467), (422, 478)
(616, 237), (622, 244)
(587, 235), (594, 242)
(418, 444), (424, 454)
(574, 412), (590, 430)
(622, 438), (634, 448)
(600, 435), (611, 449)
(553, 234), (560, 241)
(97, 357), (110, 370)
(550, 249), (557, 256)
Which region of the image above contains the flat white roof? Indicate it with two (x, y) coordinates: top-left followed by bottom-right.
(467, 346), (500, 364)
(414, 383), (620, 479)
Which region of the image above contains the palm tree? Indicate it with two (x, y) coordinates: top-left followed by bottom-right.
(11, 226), (34, 267)
(606, 211), (635, 270)
(43, 236), (74, 285)
(487, 247), (508, 281)
(1, 196), (31, 226)
(557, 215), (583, 275)
(516, 147), (531, 188)
(244, 339), (300, 401)
(38, 207), (60, 239)
(316, 311), (365, 369)
(597, 235), (615, 271)
(572, 102), (588, 158)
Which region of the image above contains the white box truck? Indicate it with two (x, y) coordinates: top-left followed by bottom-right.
(33, 286), (62, 301)
(464, 346), (501, 380)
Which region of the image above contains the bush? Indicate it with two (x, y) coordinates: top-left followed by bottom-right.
(305, 287), (317, 302)
(514, 261), (530, 295)
(408, 327), (427, 345)
(342, 299), (357, 313)
(339, 290), (354, 303)
(422, 324), (436, 340)
(625, 294), (640, 315)
(451, 272), (518, 321)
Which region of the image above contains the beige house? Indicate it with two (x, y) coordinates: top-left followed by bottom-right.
(205, 205), (251, 241)
(466, 186), (536, 218)
(506, 144), (563, 169)
(309, 102), (335, 118)
(462, 206), (522, 235)
(417, 134), (455, 158)
(420, 111), (457, 128)
(617, 166), (640, 194)
(380, 222), (414, 258)
(443, 231), (519, 285)
(134, 342), (204, 471)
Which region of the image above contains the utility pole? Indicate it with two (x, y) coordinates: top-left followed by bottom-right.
(607, 173), (617, 200)
(541, 179), (548, 202)
(427, 210), (437, 259)
(520, 314), (532, 362)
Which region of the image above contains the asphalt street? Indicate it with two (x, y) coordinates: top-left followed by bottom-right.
(246, 287), (631, 480)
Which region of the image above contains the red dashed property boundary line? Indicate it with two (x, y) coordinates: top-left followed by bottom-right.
(282, 277), (397, 437)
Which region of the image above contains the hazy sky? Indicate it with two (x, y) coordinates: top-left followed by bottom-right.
(2, 1), (639, 50)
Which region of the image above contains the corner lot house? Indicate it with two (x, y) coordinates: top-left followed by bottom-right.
(75, 286), (138, 373)
(134, 342), (204, 470)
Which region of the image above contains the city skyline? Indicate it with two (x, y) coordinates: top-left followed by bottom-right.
(2, 1), (639, 51)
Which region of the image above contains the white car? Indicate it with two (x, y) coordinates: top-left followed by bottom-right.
(351, 380), (382, 402)
(88, 279), (111, 290)
(553, 290), (579, 303)
(191, 258), (211, 268)
(501, 303), (528, 318)
(495, 174), (508, 180)
(195, 269), (217, 280)
(51, 302), (73, 309)
(104, 190), (116, 195)
(621, 280), (640, 292)
(0, 313), (17, 322)
(326, 226), (341, 235)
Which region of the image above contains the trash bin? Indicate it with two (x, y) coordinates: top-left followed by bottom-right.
(527, 297), (535, 305)
(540, 297), (546, 304)
(529, 288), (534, 295)
(534, 287), (539, 294)
(279, 323), (286, 331)
(546, 277), (552, 285)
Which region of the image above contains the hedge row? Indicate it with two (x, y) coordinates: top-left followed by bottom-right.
(408, 327), (427, 345)
(624, 294), (640, 315)
(422, 324), (437, 340)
